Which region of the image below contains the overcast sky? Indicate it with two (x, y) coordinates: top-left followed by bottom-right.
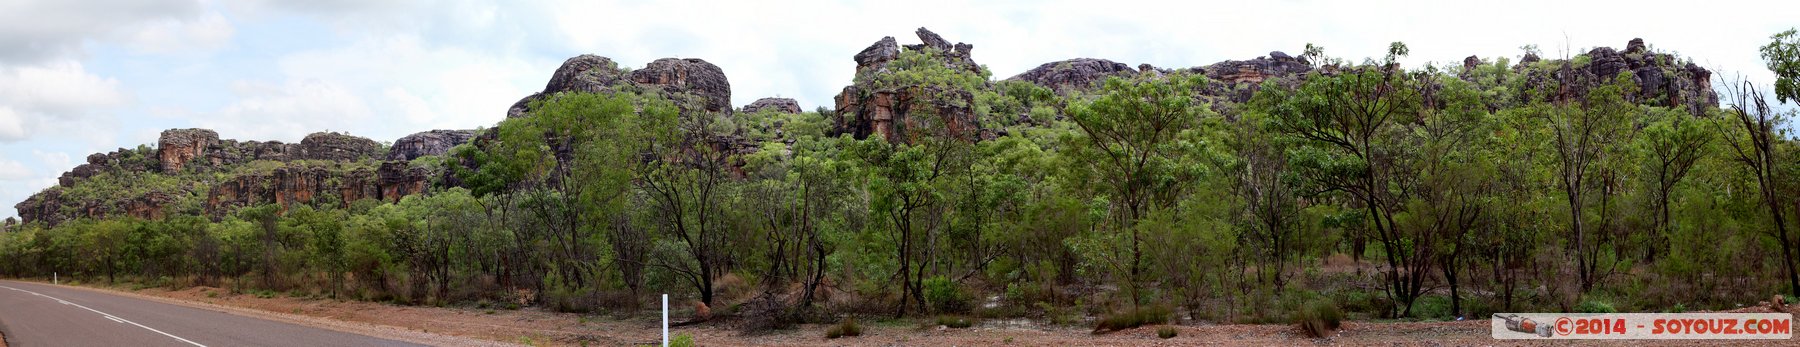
(2, 0), (1796, 219)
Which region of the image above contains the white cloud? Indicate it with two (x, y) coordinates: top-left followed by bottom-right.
(0, 159), (32, 181)
(32, 150), (73, 176)
(266, 34), (538, 139)
(200, 78), (373, 141)
(385, 87), (434, 124)
(0, 107), (23, 141)
(0, 61), (129, 143)
(126, 10), (236, 55)
(0, 0), (210, 63)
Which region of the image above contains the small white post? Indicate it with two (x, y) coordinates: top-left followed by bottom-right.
(661, 294), (669, 347)
(53, 272), (57, 285)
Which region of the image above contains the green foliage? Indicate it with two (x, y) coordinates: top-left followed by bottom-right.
(826, 318), (863, 338)
(1575, 298), (1617, 313)
(1092, 306), (1171, 334)
(669, 333), (696, 347)
(1156, 326), (1178, 339)
(923, 275), (967, 313)
(1763, 28), (1800, 103)
(1294, 298), (1343, 338)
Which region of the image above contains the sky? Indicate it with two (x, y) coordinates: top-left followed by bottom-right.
(1, 0), (1796, 219)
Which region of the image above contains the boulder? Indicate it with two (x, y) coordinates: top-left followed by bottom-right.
(854, 36), (900, 74)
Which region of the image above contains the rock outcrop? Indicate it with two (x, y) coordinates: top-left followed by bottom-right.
(742, 97), (802, 114)
(298, 132), (384, 161)
(510, 54), (733, 118)
(1006, 58), (1136, 92)
(158, 128), (219, 173)
(854, 37), (900, 74)
(831, 28), (988, 143)
(1200, 51), (1313, 86)
(630, 58), (733, 113)
(387, 129), (476, 161)
(1516, 38), (1717, 115)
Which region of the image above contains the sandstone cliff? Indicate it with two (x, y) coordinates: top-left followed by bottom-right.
(831, 27), (990, 143)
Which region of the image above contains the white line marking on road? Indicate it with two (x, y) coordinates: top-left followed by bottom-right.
(2, 285), (209, 347)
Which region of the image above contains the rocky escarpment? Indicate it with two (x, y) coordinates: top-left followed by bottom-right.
(742, 97), (802, 114)
(18, 129), (441, 226)
(832, 27), (989, 143)
(1005, 38), (1716, 116)
(387, 129), (476, 161)
(508, 54), (733, 118)
(1510, 38), (1717, 115)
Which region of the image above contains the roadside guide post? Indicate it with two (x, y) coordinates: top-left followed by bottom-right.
(662, 293), (669, 347)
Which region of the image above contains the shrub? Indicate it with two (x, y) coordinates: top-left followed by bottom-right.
(1410, 296), (1452, 320)
(923, 276), (968, 313)
(1092, 306), (1171, 334)
(936, 316), (973, 328)
(1575, 299), (1616, 313)
(826, 318), (863, 338)
(1294, 299), (1343, 338)
(1156, 326), (1178, 339)
(669, 333), (696, 347)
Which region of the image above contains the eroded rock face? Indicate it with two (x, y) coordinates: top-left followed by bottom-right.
(299, 132), (383, 161)
(207, 161), (432, 216)
(158, 128), (219, 173)
(629, 58), (733, 113)
(834, 85), (982, 143)
(832, 28), (988, 143)
(742, 97), (802, 114)
(387, 130), (476, 161)
(1006, 58), (1137, 92)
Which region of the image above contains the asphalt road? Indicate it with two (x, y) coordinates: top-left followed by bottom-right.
(0, 280), (422, 347)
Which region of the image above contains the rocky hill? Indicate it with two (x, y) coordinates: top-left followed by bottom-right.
(15, 129), (472, 226)
(13, 28), (1719, 225)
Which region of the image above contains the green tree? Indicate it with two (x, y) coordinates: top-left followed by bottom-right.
(1762, 28), (1800, 103)
(1064, 71), (1211, 307)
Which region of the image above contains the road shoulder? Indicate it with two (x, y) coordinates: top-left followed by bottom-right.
(0, 280), (512, 347)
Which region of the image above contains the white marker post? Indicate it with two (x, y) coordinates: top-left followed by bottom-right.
(661, 293), (669, 347)
(53, 272), (57, 285)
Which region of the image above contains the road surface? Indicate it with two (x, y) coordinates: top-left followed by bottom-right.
(0, 280), (422, 347)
